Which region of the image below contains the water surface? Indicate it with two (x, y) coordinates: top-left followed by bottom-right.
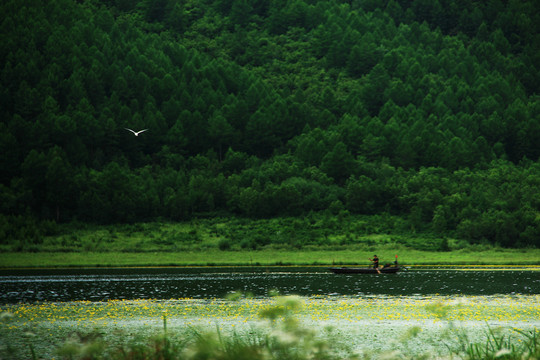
(0, 267), (538, 304)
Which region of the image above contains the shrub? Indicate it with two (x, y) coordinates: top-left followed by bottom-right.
(218, 238), (231, 250)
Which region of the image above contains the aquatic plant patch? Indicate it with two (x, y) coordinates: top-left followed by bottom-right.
(1, 295), (538, 359)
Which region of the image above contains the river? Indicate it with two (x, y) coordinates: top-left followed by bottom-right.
(1, 267), (539, 303)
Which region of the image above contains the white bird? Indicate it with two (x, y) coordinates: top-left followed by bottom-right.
(125, 128), (148, 136)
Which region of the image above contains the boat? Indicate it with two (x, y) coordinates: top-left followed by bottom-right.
(330, 255), (401, 274)
(328, 266), (401, 274)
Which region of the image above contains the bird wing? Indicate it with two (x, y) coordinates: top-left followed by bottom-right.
(137, 129), (149, 134)
(125, 128), (137, 134)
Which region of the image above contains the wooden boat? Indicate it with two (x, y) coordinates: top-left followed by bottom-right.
(329, 266), (401, 274)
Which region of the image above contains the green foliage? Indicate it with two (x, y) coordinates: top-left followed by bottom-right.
(50, 296), (358, 360)
(56, 331), (105, 360)
(450, 327), (540, 360)
(1, 0), (540, 249)
(9, 298), (540, 359)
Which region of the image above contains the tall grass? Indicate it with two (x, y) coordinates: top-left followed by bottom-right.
(449, 326), (540, 360)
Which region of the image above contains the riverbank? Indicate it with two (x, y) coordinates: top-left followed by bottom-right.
(1, 248), (539, 268)
(1, 295), (539, 359)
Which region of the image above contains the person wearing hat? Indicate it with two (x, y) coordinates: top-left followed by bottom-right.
(369, 255), (379, 269)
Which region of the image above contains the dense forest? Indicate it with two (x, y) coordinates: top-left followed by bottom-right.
(1, 0), (539, 249)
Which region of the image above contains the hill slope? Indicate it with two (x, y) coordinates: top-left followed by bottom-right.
(1, 0), (539, 248)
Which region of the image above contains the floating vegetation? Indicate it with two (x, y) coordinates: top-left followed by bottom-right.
(1, 295), (539, 359)
(3, 295), (539, 328)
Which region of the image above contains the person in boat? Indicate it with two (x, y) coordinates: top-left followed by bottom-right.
(383, 255), (399, 269)
(369, 255), (379, 269)
(383, 255), (399, 268)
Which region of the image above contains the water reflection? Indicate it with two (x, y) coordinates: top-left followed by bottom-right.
(0, 267), (538, 304)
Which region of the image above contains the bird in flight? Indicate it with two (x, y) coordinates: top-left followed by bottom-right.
(125, 128), (148, 136)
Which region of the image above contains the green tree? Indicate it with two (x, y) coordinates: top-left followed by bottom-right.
(165, 1), (187, 32)
(294, 131), (327, 167)
(165, 119), (188, 155)
(142, 0), (168, 22)
(0, 124), (19, 184)
(411, 0), (443, 25)
(346, 176), (378, 214)
(362, 64), (390, 116)
(245, 110), (281, 157)
(232, 187), (260, 216)
(432, 205), (448, 234)
(101, 162), (136, 222)
(347, 33), (379, 77)
(320, 142), (355, 184)
(208, 112), (235, 160)
(230, 0), (253, 27)
(45, 147), (74, 221)
(21, 150), (48, 213)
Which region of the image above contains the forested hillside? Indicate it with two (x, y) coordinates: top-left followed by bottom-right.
(1, 0), (539, 248)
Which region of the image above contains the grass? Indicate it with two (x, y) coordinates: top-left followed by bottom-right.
(452, 326), (540, 360)
(1, 295), (539, 359)
(2, 216), (539, 268)
(1, 248), (540, 268)
(5, 215), (527, 254)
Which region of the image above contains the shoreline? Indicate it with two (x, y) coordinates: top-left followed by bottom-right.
(1, 264), (540, 271)
(1, 249), (540, 268)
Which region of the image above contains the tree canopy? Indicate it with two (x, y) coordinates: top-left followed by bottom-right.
(1, 0), (540, 248)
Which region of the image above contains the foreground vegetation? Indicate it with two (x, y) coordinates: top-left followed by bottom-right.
(2, 0), (540, 249)
(1, 295), (539, 359)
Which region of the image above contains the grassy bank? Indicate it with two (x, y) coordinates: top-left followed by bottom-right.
(2, 216), (511, 254)
(2, 217), (539, 268)
(1, 248), (540, 268)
